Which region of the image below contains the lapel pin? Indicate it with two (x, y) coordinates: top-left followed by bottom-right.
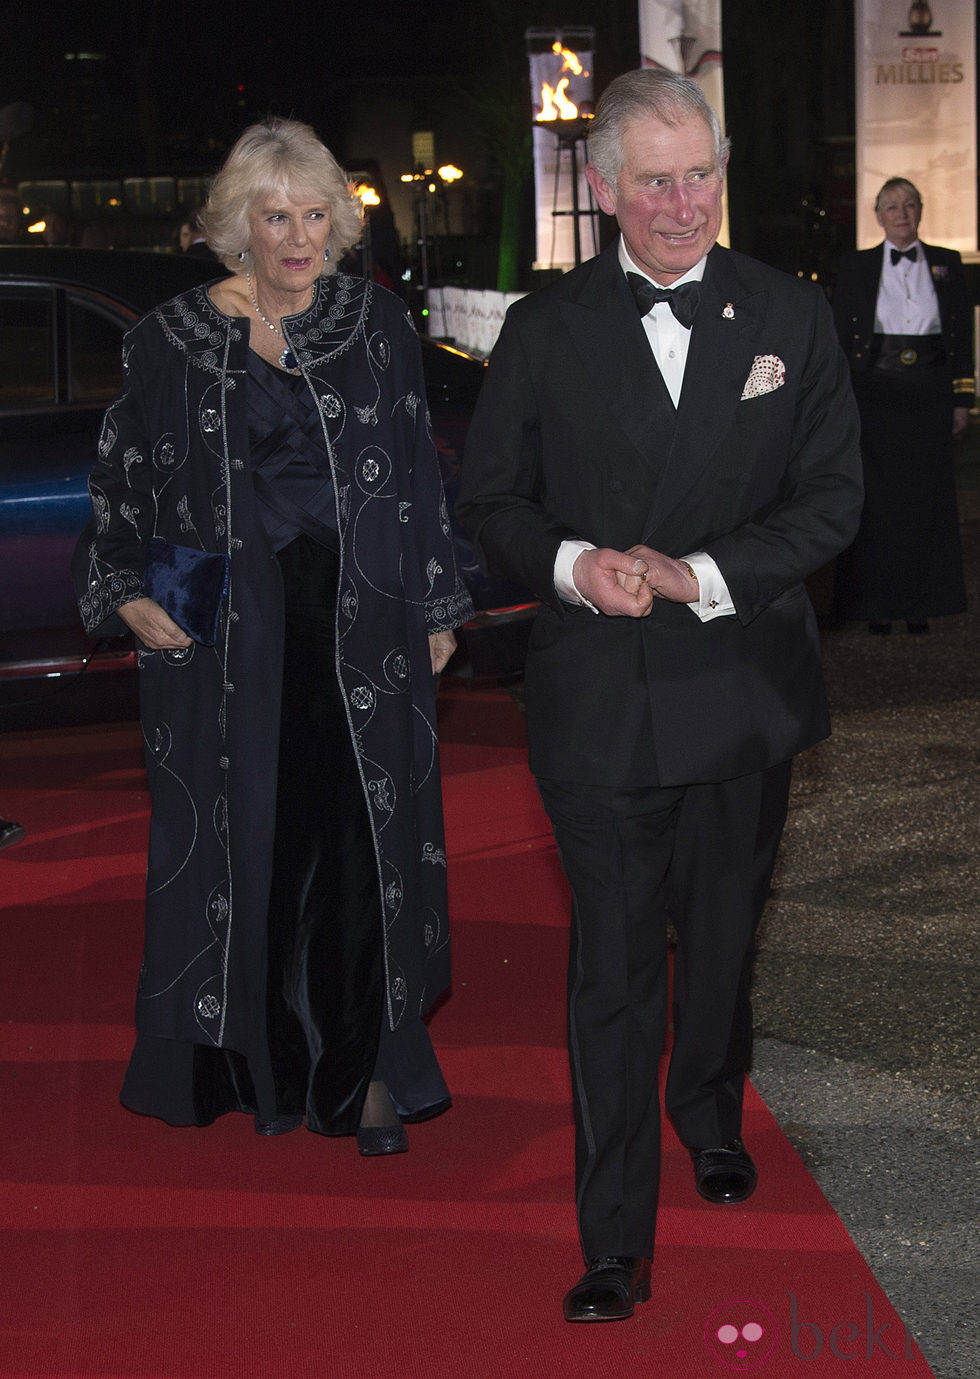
(723, 302), (735, 319)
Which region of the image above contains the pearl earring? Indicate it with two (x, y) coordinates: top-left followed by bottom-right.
(324, 248), (330, 261)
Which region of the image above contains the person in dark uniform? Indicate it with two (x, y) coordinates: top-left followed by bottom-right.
(832, 178), (973, 634)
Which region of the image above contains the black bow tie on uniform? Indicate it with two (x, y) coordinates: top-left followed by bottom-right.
(891, 246), (917, 265)
(627, 272), (702, 329)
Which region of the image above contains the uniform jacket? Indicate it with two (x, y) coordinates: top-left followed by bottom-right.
(833, 241), (975, 403)
(73, 274), (471, 1055)
(458, 242), (864, 788)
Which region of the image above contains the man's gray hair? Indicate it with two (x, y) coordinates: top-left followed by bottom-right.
(588, 68), (730, 191)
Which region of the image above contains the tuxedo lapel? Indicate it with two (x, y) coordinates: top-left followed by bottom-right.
(643, 247), (767, 538)
(558, 245), (676, 463)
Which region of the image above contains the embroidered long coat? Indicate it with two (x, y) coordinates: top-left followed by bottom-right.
(74, 274), (471, 1058)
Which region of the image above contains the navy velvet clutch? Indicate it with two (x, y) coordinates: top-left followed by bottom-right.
(144, 538), (230, 646)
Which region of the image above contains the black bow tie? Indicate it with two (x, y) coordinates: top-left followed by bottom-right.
(891, 246), (917, 265)
(627, 272), (702, 329)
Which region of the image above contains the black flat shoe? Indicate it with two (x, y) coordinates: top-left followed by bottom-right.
(868, 622), (892, 636)
(357, 1080), (409, 1156)
(562, 1256), (652, 1322)
(254, 1113), (303, 1136)
(690, 1137), (758, 1203)
(906, 621), (929, 634)
(356, 1122), (409, 1156)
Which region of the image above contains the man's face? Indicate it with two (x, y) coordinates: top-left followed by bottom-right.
(875, 186), (921, 250)
(587, 111), (725, 284)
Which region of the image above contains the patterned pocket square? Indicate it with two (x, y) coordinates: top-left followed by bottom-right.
(741, 354), (786, 400)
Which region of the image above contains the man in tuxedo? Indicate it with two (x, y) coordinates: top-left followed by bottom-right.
(457, 68), (863, 1323)
(832, 177), (971, 631)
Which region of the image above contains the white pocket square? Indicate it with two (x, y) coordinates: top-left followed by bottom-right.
(741, 354), (786, 400)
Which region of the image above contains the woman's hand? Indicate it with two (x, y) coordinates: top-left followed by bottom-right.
(429, 629), (457, 675)
(117, 597), (193, 650)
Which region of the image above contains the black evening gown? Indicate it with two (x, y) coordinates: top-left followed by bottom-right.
(121, 351), (449, 1132)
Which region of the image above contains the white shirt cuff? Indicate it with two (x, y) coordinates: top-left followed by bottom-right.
(683, 551), (736, 621)
(555, 539), (599, 612)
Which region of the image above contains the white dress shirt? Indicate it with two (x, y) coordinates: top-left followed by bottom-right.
(554, 239), (736, 621)
(874, 240), (941, 335)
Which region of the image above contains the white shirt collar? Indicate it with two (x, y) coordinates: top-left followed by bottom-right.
(619, 237), (708, 289)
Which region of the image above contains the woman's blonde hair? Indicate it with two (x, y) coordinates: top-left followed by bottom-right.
(202, 117), (362, 275)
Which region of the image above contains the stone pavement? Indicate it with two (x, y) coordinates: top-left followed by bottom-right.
(750, 458), (980, 1379)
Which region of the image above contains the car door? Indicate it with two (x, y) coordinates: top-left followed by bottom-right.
(0, 280), (133, 668)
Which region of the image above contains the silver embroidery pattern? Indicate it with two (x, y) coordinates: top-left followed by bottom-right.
(368, 777), (394, 813)
(384, 649), (410, 687)
(79, 273), (469, 1050)
(122, 446), (143, 479)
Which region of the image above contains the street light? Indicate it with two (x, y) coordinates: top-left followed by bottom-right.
(352, 180), (381, 278)
(400, 163), (465, 326)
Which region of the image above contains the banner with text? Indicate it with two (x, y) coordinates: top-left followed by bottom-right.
(855, 0), (976, 251)
(638, 0), (728, 246)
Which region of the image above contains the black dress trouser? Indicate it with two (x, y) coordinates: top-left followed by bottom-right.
(537, 760), (792, 1262)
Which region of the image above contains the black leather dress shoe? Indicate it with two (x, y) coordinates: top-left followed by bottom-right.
(562, 1256), (652, 1322)
(0, 819), (26, 851)
(690, 1137), (758, 1203)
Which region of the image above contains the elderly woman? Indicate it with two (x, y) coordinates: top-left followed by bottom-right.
(73, 118), (472, 1153)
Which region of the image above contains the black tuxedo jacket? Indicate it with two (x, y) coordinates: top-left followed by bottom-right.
(458, 243), (863, 788)
(833, 241), (975, 402)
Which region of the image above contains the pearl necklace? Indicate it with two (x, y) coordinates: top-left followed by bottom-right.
(246, 272), (302, 372)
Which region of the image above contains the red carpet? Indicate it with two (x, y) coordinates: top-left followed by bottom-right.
(0, 688), (936, 1377)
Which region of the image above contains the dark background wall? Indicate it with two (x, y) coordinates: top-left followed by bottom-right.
(0, 1), (886, 286)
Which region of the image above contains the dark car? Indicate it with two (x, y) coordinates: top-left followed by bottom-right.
(0, 247), (533, 724)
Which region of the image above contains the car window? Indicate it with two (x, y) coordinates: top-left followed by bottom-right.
(67, 294), (124, 402)
(0, 290), (55, 406)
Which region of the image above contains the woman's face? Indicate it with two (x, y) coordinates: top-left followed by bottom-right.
(875, 186), (921, 250)
(178, 221), (194, 251)
(246, 188), (331, 303)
